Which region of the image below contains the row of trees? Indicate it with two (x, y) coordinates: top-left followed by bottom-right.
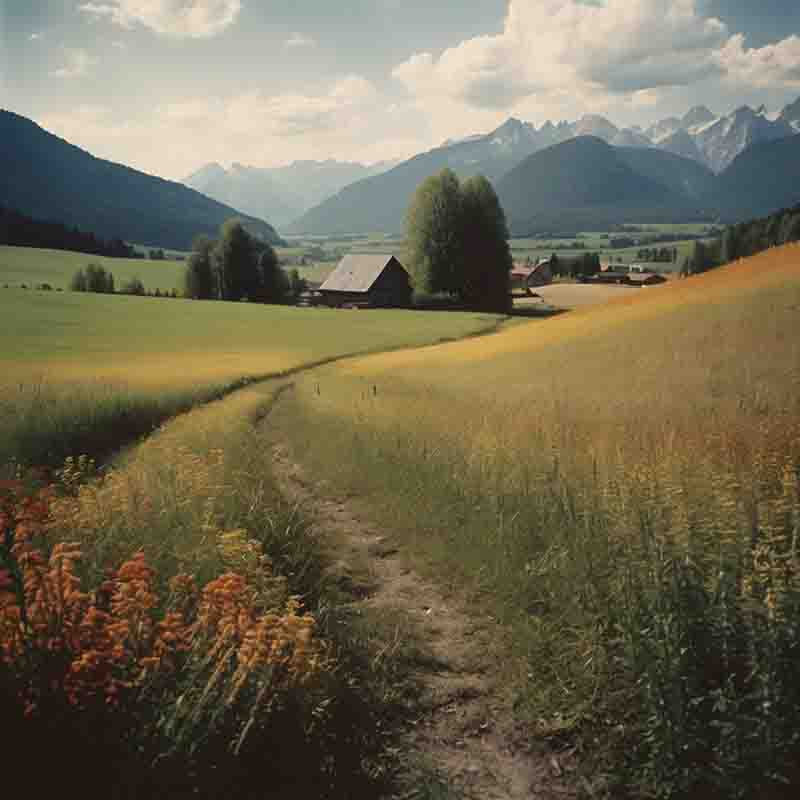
(636, 247), (678, 263)
(1, 205), (138, 258)
(69, 266), (171, 296)
(549, 252), (601, 279)
(405, 170), (511, 312)
(183, 220), (305, 303)
(682, 203), (800, 275)
(69, 264), (115, 293)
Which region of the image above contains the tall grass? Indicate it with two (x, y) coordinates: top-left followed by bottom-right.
(0, 379), (233, 470)
(269, 247), (800, 797)
(1, 386), (398, 798)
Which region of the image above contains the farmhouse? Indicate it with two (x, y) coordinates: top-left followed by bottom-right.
(319, 254), (412, 308)
(510, 257), (553, 295)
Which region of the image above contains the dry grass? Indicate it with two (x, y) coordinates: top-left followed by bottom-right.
(271, 244), (800, 797)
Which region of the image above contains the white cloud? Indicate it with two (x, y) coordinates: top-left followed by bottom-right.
(393, 0), (729, 110)
(29, 33), (43, 42)
(51, 48), (98, 79)
(79, 0), (241, 39)
(718, 34), (800, 88)
(161, 75), (378, 138)
(285, 33), (316, 49)
(39, 75), (421, 180)
(393, 0), (800, 116)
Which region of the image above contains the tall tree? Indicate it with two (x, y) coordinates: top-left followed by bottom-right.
(405, 169), (512, 311)
(460, 175), (511, 312)
(405, 169), (464, 296)
(184, 236), (216, 299)
(214, 219), (258, 301)
(255, 244), (287, 303)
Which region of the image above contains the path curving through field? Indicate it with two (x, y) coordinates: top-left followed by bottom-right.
(268, 425), (580, 800)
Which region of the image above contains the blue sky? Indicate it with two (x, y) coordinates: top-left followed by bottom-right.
(1, 1), (799, 179)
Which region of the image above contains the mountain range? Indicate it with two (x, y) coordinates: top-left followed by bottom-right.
(0, 110), (283, 251)
(4, 97), (800, 247)
(286, 96), (800, 236)
(183, 158), (399, 227)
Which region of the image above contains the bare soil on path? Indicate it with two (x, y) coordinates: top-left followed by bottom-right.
(269, 435), (581, 799)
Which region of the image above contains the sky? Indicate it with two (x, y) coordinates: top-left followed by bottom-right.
(1, 0), (800, 180)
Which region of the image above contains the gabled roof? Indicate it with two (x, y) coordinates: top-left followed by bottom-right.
(320, 254), (405, 293)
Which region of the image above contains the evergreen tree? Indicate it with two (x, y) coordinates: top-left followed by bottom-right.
(255, 244), (286, 303)
(69, 268), (87, 292)
(183, 236), (216, 299)
(214, 220), (257, 301)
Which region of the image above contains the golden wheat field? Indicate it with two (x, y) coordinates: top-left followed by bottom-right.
(291, 244), (800, 470)
(269, 244), (800, 793)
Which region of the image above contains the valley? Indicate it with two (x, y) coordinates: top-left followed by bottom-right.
(4, 6), (800, 797)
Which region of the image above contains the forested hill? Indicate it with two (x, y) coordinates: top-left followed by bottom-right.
(284, 133), (527, 236)
(0, 205), (139, 258)
(707, 134), (800, 222)
(496, 137), (713, 235)
(0, 111), (284, 250)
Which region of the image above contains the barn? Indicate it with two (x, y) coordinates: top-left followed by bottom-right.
(319, 254), (413, 308)
(510, 257), (553, 295)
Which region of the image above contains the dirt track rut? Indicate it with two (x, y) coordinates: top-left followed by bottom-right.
(270, 441), (580, 799)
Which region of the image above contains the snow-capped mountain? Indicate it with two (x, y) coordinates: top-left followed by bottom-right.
(643, 101), (797, 172)
(779, 96), (800, 133)
(183, 158), (399, 227)
(691, 105), (794, 172)
(681, 105), (717, 132)
(656, 129), (705, 164)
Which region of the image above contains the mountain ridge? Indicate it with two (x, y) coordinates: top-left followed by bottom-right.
(0, 110), (283, 250)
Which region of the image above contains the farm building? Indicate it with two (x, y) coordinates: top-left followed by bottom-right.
(627, 271), (667, 286)
(318, 254), (413, 308)
(510, 258), (553, 295)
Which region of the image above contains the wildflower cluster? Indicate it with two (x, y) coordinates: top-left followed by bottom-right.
(0, 478), (327, 755)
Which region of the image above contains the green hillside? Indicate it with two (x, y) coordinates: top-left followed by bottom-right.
(285, 136), (519, 236)
(0, 111), (284, 250)
(496, 137), (709, 235)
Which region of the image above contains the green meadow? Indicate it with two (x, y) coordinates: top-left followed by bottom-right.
(0, 245), (186, 292)
(0, 287), (501, 467)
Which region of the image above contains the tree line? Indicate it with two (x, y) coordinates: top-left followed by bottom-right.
(183, 220), (305, 303)
(1, 205), (139, 259)
(69, 265), (175, 296)
(683, 203), (800, 275)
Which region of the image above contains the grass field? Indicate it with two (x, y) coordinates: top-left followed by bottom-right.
(0, 245), (186, 292)
(0, 288), (501, 467)
(268, 243), (800, 796)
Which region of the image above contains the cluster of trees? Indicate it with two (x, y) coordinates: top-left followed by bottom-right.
(183, 220), (305, 303)
(69, 264), (115, 293)
(69, 266), (178, 297)
(1, 205), (139, 258)
(545, 252), (601, 279)
(405, 170), (511, 312)
(682, 203), (800, 276)
(636, 247), (678, 263)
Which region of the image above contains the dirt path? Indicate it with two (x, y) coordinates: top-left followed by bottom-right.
(269, 439), (580, 799)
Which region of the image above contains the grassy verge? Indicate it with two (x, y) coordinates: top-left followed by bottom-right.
(266, 247), (800, 798)
(1, 384), (414, 799)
